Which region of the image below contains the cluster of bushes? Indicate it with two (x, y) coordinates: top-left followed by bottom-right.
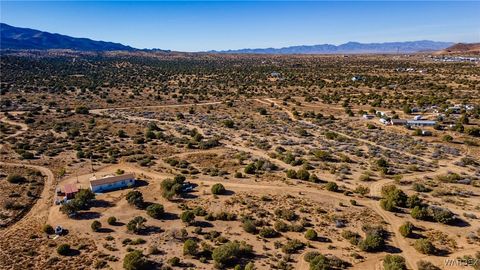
(411, 205), (455, 224)
(383, 255), (407, 270)
(161, 174), (186, 200)
(285, 168), (319, 182)
(244, 159), (277, 174)
(274, 208), (298, 221)
(342, 225), (387, 252)
(304, 251), (351, 270)
(380, 185), (422, 212)
(212, 241), (253, 268)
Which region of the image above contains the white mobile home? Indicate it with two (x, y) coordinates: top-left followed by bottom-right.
(90, 173), (135, 193)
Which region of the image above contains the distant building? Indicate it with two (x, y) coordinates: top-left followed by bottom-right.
(362, 114), (374, 119)
(64, 184), (78, 199)
(379, 118), (389, 125)
(90, 173), (135, 193)
(413, 115), (423, 120)
(406, 120), (436, 127)
(390, 119), (407, 126)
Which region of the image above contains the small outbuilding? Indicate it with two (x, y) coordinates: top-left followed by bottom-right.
(90, 173), (135, 193)
(64, 184), (79, 200)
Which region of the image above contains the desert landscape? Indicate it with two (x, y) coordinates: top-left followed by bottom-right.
(0, 46), (479, 270)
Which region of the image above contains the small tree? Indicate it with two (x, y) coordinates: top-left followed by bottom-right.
(211, 183), (226, 195)
(127, 216), (147, 234)
(146, 203), (164, 219)
(304, 229), (317, 240)
(123, 250), (148, 270)
(383, 254), (407, 270)
(180, 211), (195, 225)
(183, 239), (199, 256)
(91, 220), (102, 232)
(126, 191), (144, 208)
(57, 244), (70, 256)
(325, 182), (338, 192)
(414, 239), (435, 254)
(242, 219), (257, 234)
(107, 216), (117, 225)
(399, 222), (413, 237)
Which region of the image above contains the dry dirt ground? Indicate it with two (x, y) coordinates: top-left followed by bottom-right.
(1, 97), (479, 270)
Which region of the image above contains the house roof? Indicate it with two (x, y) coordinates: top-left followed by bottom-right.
(90, 173), (135, 187)
(64, 184), (78, 194)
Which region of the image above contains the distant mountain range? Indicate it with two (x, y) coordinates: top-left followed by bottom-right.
(210, 41), (454, 54)
(0, 23), (459, 54)
(0, 23), (135, 51)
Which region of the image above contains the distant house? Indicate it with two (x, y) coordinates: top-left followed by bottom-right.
(390, 119), (407, 126)
(379, 118), (389, 125)
(64, 184), (78, 199)
(90, 173), (135, 193)
(406, 120), (436, 127)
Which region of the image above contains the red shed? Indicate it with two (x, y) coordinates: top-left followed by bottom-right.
(64, 184), (79, 199)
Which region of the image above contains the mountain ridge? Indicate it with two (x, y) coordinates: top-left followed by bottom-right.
(0, 23), (135, 51)
(210, 40), (454, 54)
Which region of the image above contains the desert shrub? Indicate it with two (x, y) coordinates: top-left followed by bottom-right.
(180, 211), (195, 225)
(244, 163), (256, 174)
(123, 250), (148, 270)
(6, 174), (25, 184)
(296, 169), (310, 181)
(380, 198), (397, 212)
(107, 216), (117, 225)
(406, 194), (422, 208)
(259, 227), (278, 238)
(126, 191), (144, 208)
(414, 239), (435, 254)
(354, 185), (370, 196)
(244, 262), (255, 270)
(57, 244), (70, 256)
(211, 183), (226, 195)
(417, 260), (441, 270)
(286, 169), (297, 179)
(282, 239), (304, 254)
(274, 220), (289, 232)
(359, 230), (385, 252)
(212, 241), (253, 268)
(383, 254), (407, 270)
(381, 185), (407, 208)
(305, 229), (317, 240)
(43, 224), (54, 234)
(399, 222), (413, 237)
(91, 220), (102, 232)
(167, 256), (180, 266)
(183, 239), (198, 256)
(160, 176), (185, 200)
(242, 219), (257, 234)
(146, 203), (164, 219)
(412, 183), (430, 192)
(325, 182), (338, 192)
(341, 230), (362, 245)
(428, 206), (454, 224)
(274, 208), (297, 221)
(411, 206), (429, 220)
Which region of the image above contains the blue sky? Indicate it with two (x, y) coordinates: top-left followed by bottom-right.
(1, 1), (479, 51)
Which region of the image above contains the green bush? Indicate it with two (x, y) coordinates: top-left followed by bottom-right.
(417, 260), (441, 270)
(123, 250), (148, 270)
(304, 229), (317, 240)
(146, 203), (164, 219)
(274, 220), (289, 232)
(42, 224), (54, 234)
(242, 219), (257, 234)
(325, 182), (338, 192)
(107, 216), (117, 225)
(244, 163), (256, 174)
(212, 241), (253, 268)
(91, 220), (101, 232)
(411, 206), (428, 220)
(383, 254), (407, 270)
(6, 174), (25, 184)
(296, 169), (310, 181)
(126, 216), (147, 234)
(167, 257), (181, 266)
(281, 239), (304, 254)
(414, 239), (435, 254)
(57, 244), (70, 256)
(211, 183), (226, 195)
(259, 227), (278, 238)
(359, 234), (385, 252)
(126, 191), (144, 208)
(180, 211), (195, 225)
(286, 169), (297, 179)
(399, 222), (413, 237)
(428, 206), (454, 224)
(183, 239), (198, 256)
